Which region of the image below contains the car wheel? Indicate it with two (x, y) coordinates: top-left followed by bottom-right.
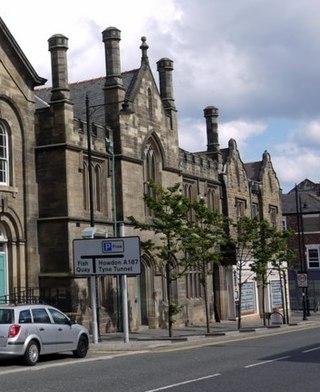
(23, 340), (40, 366)
(73, 335), (88, 358)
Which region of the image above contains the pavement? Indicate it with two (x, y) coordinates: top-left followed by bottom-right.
(90, 310), (320, 353)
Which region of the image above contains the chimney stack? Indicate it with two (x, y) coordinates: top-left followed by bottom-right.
(102, 27), (125, 128)
(157, 58), (176, 112)
(102, 27), (124, 89)
(204, 106), (220, 153)
(48, 34), (70, 102)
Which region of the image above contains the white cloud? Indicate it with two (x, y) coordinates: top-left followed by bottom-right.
(2, 0), (320, 190)
(219, 120), (267, 150)
(178, 118), (207, 152)
(179, 117), (267, 153)
(273, 151), (320, 192)
(292, 120), (320, 148)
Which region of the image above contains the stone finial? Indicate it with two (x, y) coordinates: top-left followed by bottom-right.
(140, 36), (149, 66)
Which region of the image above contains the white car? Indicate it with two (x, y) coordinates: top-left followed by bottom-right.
(0, 303), (89, 365)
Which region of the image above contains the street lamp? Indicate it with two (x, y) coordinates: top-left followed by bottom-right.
(84, 93), (107, 341)
(84, 94), (128, 339)
(295, 185), (308, 320)
(105, 139), (130, 342)
(105, 139), (117, 237)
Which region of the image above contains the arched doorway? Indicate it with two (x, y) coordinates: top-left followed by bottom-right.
(139, 255), (156, 327)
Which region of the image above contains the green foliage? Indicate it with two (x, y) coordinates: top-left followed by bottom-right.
(250, 220), (293, 280)
(185, 198), (228, 269)
(232, 216), (293, 328)
(169, 303), (183, 316)
(233, 216), (260, 266)
(128, 180), (228, 278)
(127, 180), (194, 279)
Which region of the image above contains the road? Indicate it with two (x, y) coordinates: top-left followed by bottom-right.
(0, 325), (319, 392)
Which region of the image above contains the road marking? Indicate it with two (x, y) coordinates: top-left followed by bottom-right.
(0, 354), (121, 375)
(245, 355), (290, 368)
(143, 373), (221, 392)
(302, 346), (320, 353)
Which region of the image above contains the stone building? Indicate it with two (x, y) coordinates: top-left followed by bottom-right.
(0, 18), (46, 300)
(0, 18), (283, 332)
(220, 140), (283, 317)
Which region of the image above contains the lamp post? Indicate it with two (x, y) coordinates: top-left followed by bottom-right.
(85, 94), (128, 338)
(85, 95), (95, 227)
(105, 139), (130, 342)
(85, 94), (102, 341)
(105, 139), (117, 237)
(295, 185), (308, 320)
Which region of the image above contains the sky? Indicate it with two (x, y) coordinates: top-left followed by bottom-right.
(2, 0), (320, 193)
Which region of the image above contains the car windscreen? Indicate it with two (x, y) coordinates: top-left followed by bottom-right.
(0, 309), (14, 324)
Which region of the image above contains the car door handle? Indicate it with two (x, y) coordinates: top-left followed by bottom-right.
(58, 328), (63, 331)
(39, 328), (45, 331)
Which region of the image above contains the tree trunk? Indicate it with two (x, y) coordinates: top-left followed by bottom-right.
(202, 262), (210, 333)
(166, 262), (173, 337)
(262, 277), (266, 327)
(237, 281), (242, 330)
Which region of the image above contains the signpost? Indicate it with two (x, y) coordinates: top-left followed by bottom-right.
(73, 236), (141, 344)
(73, 237), (141, 276)
(297, 272), (308, 288)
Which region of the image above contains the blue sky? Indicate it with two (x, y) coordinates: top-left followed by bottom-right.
(2, 0), (320, 193)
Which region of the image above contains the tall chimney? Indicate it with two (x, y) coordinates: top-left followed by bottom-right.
(102, 27), (124, 89)
(204, 106), (220, 153)
(102, 27), (125, 128)
(48, 34), (70, 102)
(157, 58), (176, 112)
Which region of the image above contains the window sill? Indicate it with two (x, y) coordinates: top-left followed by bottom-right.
(0, 185), (18, 197)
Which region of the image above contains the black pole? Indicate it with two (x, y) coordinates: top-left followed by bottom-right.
(295, 185), (307, 320)
(299, 194), (310, 316)
(85, 94), (100, 338)
(86, 94), (94, 228)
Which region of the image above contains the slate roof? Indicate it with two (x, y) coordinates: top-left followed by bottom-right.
(35, 69), (139, 125)
(244, 161), (261, 182)
(282, 190), (320, 214)
(287, 178), (320, 195)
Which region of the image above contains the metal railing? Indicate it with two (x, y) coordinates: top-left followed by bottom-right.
(0, 287), (72, 312)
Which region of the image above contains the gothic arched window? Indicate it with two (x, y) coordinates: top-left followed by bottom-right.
(94, 164), (102, 212)
(83, 160), (103, 213)
(143, 137), (162, 217)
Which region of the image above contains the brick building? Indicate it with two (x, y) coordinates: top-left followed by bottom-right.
(0, 18), (283, 332)
(282, 179), (320, 311)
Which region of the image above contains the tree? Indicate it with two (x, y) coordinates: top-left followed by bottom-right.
(250, 220), (293, 326)
(185, 198), (228, 333)
(127, 180), (194, 337)
(268, 228), (295, 324)
(232, 216), (260, 329)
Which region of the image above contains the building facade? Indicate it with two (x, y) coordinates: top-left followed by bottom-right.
(282, 179), (320, 311)
(220, 140), (284, 318)
(0, 19), (283, 332)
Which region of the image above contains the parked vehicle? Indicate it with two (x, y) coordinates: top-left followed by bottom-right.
(0, 303), (89, 365)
